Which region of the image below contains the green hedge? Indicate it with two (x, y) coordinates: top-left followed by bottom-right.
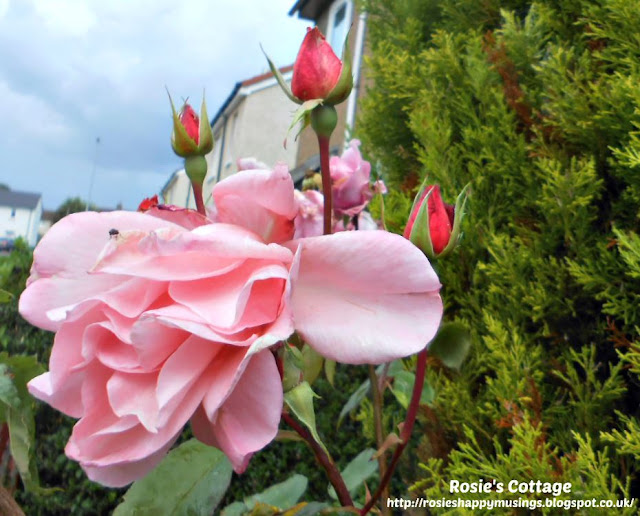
(359, 0), (640, 510)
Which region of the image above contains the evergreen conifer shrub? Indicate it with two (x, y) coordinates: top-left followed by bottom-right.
(359, 0), (640, 510)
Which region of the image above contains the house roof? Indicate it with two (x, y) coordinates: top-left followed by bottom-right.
(0, 190), (41, 210)
(289, 0), (333, 20)
(210, 65), (294, 129)
(242, 65), (293, 87)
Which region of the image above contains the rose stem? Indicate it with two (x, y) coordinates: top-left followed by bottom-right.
(282, 412), (354, 508)
(360, 348), (428, 515)
(317, 134), (333, 235)
(368, 365), (390, 516)
(192, 182), (206, 216)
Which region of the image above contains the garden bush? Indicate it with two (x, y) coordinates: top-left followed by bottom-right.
(360, 0), (640, 511)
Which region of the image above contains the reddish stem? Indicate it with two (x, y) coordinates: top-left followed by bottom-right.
(360, 348), (428, 515)
(317, 135), (332, 235)
(282, 412), (354, 508)
(192, 182), (206, 216)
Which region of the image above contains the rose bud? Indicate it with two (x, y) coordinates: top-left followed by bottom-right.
(263, 27), (353, 107)
(167, 94), (213, 159)
(404, 183), (469, 260)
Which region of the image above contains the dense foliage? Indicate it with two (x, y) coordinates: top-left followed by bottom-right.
(360, 0), (640, 511)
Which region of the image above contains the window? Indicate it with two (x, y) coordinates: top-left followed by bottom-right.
(328, 0), (352, 55)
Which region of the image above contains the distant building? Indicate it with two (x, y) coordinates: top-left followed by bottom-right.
(289, 0), (369, 177)
(161, 168), (193, 208)
(0, 190), (43, 246)
(162, 66), (299, 209)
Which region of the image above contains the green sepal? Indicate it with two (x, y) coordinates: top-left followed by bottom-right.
(284, 381), (328, 454)
(197, 94), (214, 155)
(285, 99), (323, 148)
(408, 185), (436, 259)
(262, 45), (301, 105)
(438, 182), (471, 257)
(325, 30), (354, 106)
(282, 344), (304, 392)
(324, 359), (336, 386)
(301, 345), (324, 385)
(167, 90), (199, 158)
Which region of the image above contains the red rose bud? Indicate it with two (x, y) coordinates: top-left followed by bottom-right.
(404, 183), (469, 259)
(138, 195), (159, 212)
(292, 27), (343, 101)
(180, 104), (199, 144)
(168, 92), (213, 159)
(265, 27), (352, 108)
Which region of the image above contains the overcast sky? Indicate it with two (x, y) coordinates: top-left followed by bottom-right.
(0, 0), (308, 211)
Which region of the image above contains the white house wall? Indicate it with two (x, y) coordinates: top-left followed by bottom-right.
(0, 198), (42, 247)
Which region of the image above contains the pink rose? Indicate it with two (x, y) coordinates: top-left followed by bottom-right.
(293, 189), (324, 238)
(333, 210), (380, 232)
(20, 165), (442, 487)
(237, 157), (269, 171)
(330, 140), (375, 217)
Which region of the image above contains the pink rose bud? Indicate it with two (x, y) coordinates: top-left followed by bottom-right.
(180, 104), (200, 144)
(168, 93), (213, 159)
(289, 27), (353, 105)
(404, 184), (456, 258)
(292, 27), (342, 101)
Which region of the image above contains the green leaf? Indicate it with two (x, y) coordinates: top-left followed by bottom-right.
(390, 370), (435, 409)
(337, 361), (404, 427)
(0, 353), (46, 492)
(246, 474), (308, 509)
(0, 363), (21, 412)
(7, 401), (39, 491)
(337, 378), (370, 428)
(284, 382), (328, 454)
(113, 439), (233, 516)
(324, 359), (336, 386)
(220, 501), (247, 516)
(221, 475), (309, 516)
(287, 502), (331, 515)
(0, 288), (12, 303)
(428, 322), (472, 370)
(328, 449), (378, 500)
